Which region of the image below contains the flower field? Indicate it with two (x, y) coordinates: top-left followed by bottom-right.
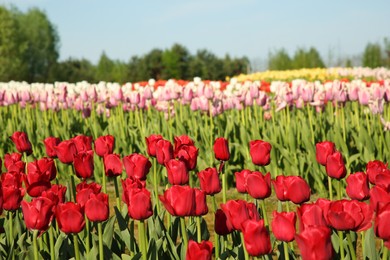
(1, 67), (390, 259)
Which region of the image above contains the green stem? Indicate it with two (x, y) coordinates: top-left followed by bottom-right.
(85, 218), (90, 255)
(49, 226), (55, 260)
(180, 217), (188, 252)
(139, 220), (147, 260)
(70, 169), (76, 201)
(211, 195), (220, 258)
(113, 176), (121, 210)
(101, 157), (107, 193)
(338, 231), (345, 260)
(383, 245), (388, 260)
(240, 232), (249, 260)
(328, 176), (333, 200)
(283, 241), (290, 260)
(346, 232), (356, 260)
(197, 217), (202, 242)
(153, 161), (160, 215)
(73, 234), (80, 260)
(98, 223), (104, 260)
(33, 230), (39, 260)
(260, 200), (269, 227)
(130, 220), (135, 256)
(338, 179), (342, 200)
(361, 231), (365, 260)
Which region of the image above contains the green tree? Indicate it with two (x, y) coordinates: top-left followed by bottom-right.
(161, 43), (190, 79)
(292, 47), (325, 69)
(144, 48), (163, 79)
(16, 8), (59, 82)
(95, 52), (115, 82)
(362, 42), (383, 68)
(0, 6), (27, 81)
(50, 58), (96, 83)
(268, 49), (292, 70)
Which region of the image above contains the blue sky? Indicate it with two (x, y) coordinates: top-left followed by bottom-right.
(1, 0), (389, 68)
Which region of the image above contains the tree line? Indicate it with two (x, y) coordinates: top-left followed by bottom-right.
(0, 5), (389, 83)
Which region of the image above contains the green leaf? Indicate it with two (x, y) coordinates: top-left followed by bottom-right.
(103, 215), (116, 248)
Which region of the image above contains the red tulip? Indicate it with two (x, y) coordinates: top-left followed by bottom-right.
(326, 199), (373, 232)
(295, 226), (333, 260)
(21, 197), (54, 231)
(166, 159), (189, 185)
(76, 182), (102, 209)
(41, 184), (67, 205)
(174, 135), (195, 155)
(56, 202), (85, 234)
(4, 153), (25, 174)
(242, 219), (272, 256)
(176, 145), (198, 170)
(10, 131), (33, 155)
(374, 170), (390, 191)
(246, 172), (272, 200)
(221, 200), (259, 231)
(155, 139), (174, 165)
(73, 150), (94, 179)
(121, 177), (146, 193)
(214, 209), (234, 235)
(54, 140), (77, 164)
(198, 167), (221, 195)
(193, 188), (208, 216)
(123, 187), (153, 220)
(94, 135), (115, 157)
(159, 185), (195, 217)
(43, 137), (61, 158)
(103, 154), (123, 177)
(123, 153), (152, 181)
(271, 211), (296, 242)
(249, 140), (271, 166)
(366, 160), (388, 184)
(315, 141), (335, 166)
(369, 186), (390, 212)
(272, 175), (311, 204)
(325, 151), (346, 179)
(25, 158), (56, 197)
(72, 135), (93, 153)
(186, 240), (213, 260)
(213, 137), (230, 161)
(297, 200), (329, 232)
(346, 172), (370, 200)
(145, 134), (163, 157)
(374, 202), (390, 246)
(1, 172), (25, 211)
(235, 169), (251, 193)
(85, 193), (109, 222)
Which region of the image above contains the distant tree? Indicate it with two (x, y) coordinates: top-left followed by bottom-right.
(292, 47), (325, 69)
(0, 6), (27, 81)
(111, 61), (128, 83)
(188, 49), (223, 79)
(144, 48), (163, 79)
(16, 8), (59, 82)
(362, 43), (383, 68)
(383, 38), (390, 68)
(268, 49), (292, 70)
(127, 55), (148, 82)
(50, 58), (96, 83)
(161, 43), (190, 79)
(95, 52), (115, 81)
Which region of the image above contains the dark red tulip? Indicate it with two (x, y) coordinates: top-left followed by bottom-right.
(235, 169), (251, 193)
(326, 199), (373, 232)
(346, 172), (370, 201)
(43, 137), (61, 158)
(366, 160), (388, 184)
(85, 193), (109, 222)
(272, 175), (311, 204)
(155, 139), (174, 165)
(25, 158), (56, 197)
(186, 240), (213, 260)
(145, 134), (163, 157)
(28, 157), (57, 181)
(214, 209), (234, 236)
(297, 200), (329, 232)
(1, 172), (25, 211)
(166, 159), (189, 185)
(176, 145), (198, 170)
(4, 153), (25, 173)
(123, 153), (152, 181)
(246, 172), (272, 200)
(21, 197), (54, 231)
(325, 151), (346, 179)
(56, 202), (85, 234)
(193, 189), (208, 216)
(221, 199), (259, 231)
(121, 177), (146, 193)
(76, 182), (102, 209)
(94, 135), (115, 157)
(174, 135), (195, 155)
(159, 185), (195, 217)
(73, 150), (94, 179)
(315, 141), (335, 166)
(198, 167), (221, 195)
(10, 131), (33, 155)
(374, 202), (390, 246)
(295, 226), (333, 260)
(72, 135), (93, 153)
(249, 140), (272, 166)
(213, 137), (230, 161)
(369, 186), (390, 212)
(374, 170), (390, 191)
(123, 187), (153, 220)
(242, 219), (272, 256)
(54, 140), (77, 164)
(103, 154), (123, 177)
(271, 211), (296, 242)
(41, 184), (67, 205)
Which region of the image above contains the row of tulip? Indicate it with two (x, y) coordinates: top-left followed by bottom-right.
(1, 131), (389, 259)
